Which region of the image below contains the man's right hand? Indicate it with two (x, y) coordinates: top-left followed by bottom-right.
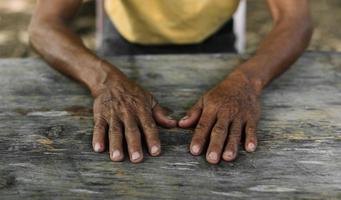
(91, 72), (177, 163)
(28, 1), (177, 163)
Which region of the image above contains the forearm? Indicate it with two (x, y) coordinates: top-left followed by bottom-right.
(235, 17), (313, 93)
(29, 19), (124, 96)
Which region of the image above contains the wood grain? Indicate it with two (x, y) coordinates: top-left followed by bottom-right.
(0, 53), (340, 199)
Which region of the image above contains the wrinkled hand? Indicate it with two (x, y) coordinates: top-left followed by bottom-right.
(178, 70), (261, 164)
(92, 73), (177, 163)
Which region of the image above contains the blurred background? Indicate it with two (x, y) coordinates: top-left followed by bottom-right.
(0, 0), (340, 58)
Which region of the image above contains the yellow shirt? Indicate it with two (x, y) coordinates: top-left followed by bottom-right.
(105, 0), (240, 45)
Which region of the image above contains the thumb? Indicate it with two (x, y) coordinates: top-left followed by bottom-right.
(152, 104), (177, 128)
(178, 98), (202, 128)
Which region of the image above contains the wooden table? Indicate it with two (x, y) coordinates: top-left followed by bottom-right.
(0, 52), (340, 199)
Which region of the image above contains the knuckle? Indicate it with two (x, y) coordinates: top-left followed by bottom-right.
(229, 107), (239, 116)
(142, 107), (153, 115)
(210, 141), (224, 150)
(231, 134), (241, 139)
(110, 132), (123, 141)
(199, 115), (213, 123)
(144, 127), (159, 138)
(126, 134), (141, 145)
(230, 127), (241, 137)
(233, 114), (242, 122)
(213, 124), (226, 134)
(136, 104), (147, 113)
(110, 120), (121, 129)
(217, 114), (231, 121)
(146, 131), (159, 138)
(247, 127), (257, 134)
(94, 114), (106, 122)
(221, 107), (239, 118)
(138, 117), (148, 125)
(195, 122), (207, 131)
(94, 123), (107, 132)
(93, 125), (106, 134)
(110, 131), (122, 136)
(192, 138), (205, 147)
(146, 136), (160, 143)
(139, 116), (155, 127)
(110, 123), (122, 132)
(206, 104), (218, 113)
(120, 107), (131, 117)
(145, 124), (158, 132)
(127, 127), (140, 133)
(94, 112), (104, 119)
(94, 123), (106, 130)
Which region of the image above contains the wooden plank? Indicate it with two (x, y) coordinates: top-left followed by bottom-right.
(0, 53), (340, 199)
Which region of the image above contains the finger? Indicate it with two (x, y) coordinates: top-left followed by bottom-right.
(223, 117), (242, 162)
(190, 107), (216, 155)
(138, 109), (161, 156)
(92, 115), (108, 153)
(152, 104), (177, 128)
(244, 119), (258, 152)
(206, 117), (230, 164)
(123, 113), (143, 163)
(109, 117), (124, 161)
(178, 98), (202, 128)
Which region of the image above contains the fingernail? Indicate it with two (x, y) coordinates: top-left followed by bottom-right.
(223, 151), (234, 160)
(94, 143), (102, 152)
(248, 143), (256, 151)
(208, 152), (218, 161)
(151, 145), (160, 155)
(191, 145), (200, 154)
(181, 115), (189, 121)
(112, 150), (121, 160)
(131, 152), (141, 161)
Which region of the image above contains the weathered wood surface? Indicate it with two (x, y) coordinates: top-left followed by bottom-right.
(0, 52), (340, 199)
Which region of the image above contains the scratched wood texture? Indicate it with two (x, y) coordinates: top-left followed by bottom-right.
(0, 52), (340, 200)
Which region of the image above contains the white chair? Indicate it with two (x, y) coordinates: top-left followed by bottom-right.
(95, 0), (104, 50)
(233, 0), (247, 54)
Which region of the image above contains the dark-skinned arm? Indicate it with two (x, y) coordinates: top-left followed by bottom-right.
(29, 0), (177, 163)
(238, 0), (313, 93)
(178, 0), (313, 164)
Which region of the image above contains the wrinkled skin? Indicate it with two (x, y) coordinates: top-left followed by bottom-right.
(92, 74), (177, 163)
(29, 0), (312, 164)
(179, 70), (261, 164)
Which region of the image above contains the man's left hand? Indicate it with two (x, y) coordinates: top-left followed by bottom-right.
(178, 70), (261, 164)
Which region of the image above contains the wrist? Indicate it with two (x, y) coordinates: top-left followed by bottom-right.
(88, 60), (126, 97)
(228, 68), (264, 96)
(235, 55), (277, 94)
